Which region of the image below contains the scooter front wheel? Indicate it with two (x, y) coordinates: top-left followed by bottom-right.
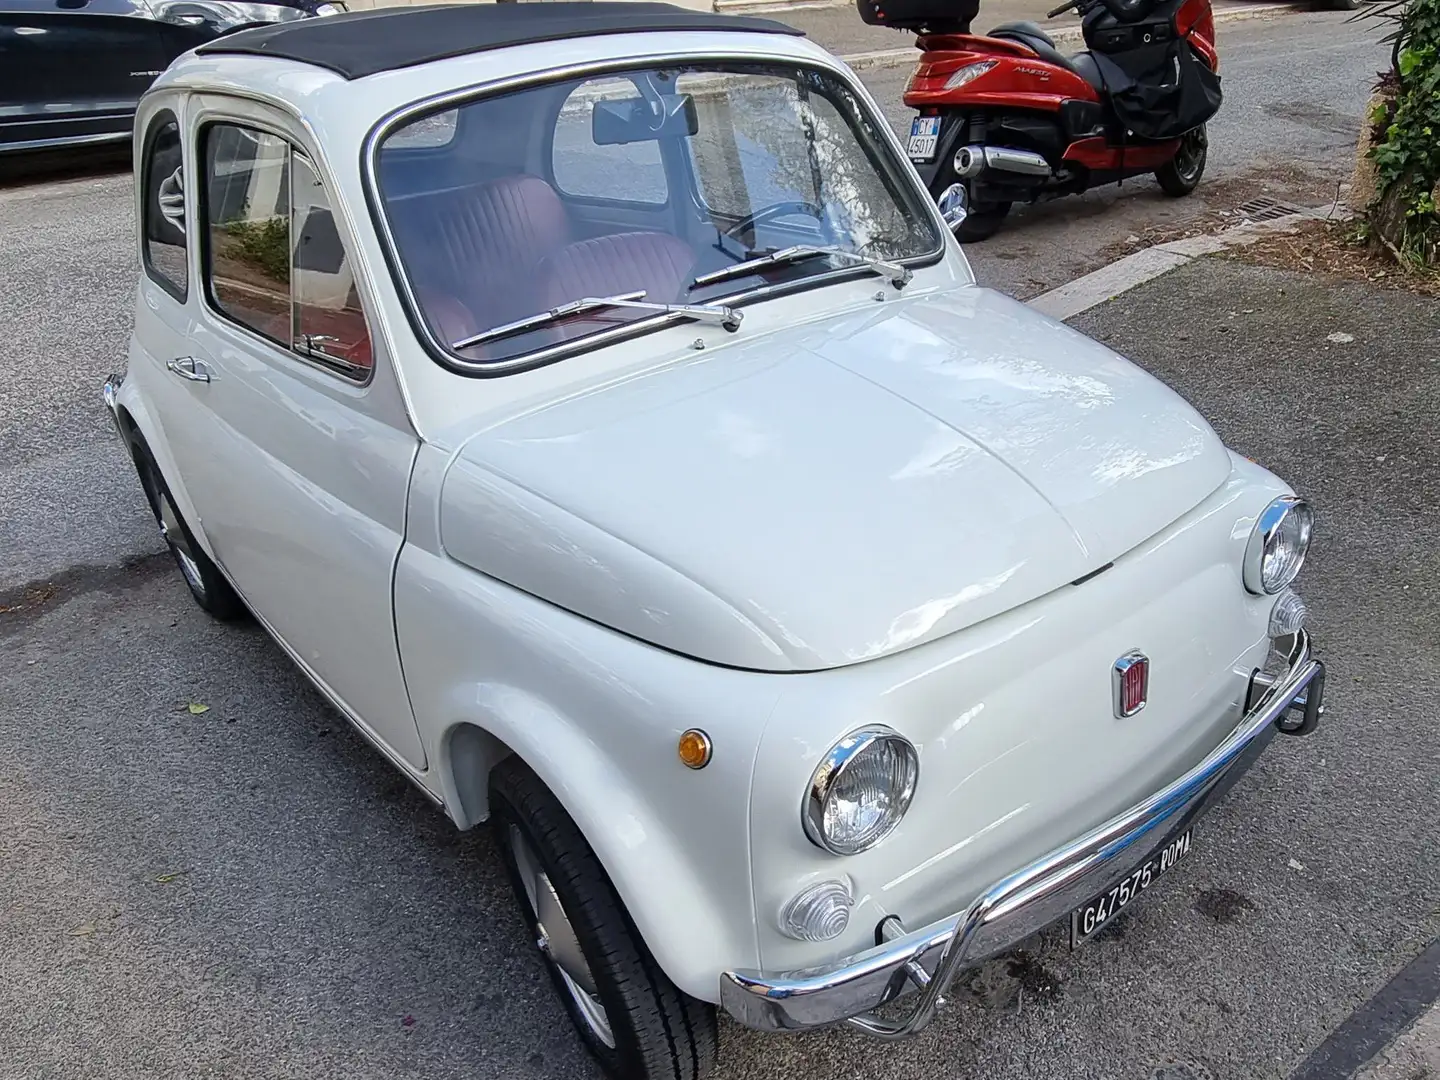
(1155, 125), (1208, 197)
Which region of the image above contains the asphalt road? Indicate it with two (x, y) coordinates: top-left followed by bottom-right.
(1, 11), (1429, 1080)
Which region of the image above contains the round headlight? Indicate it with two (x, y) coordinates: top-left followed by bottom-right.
(1244, 496), (1314, 595)
(803, 726), (918, 856)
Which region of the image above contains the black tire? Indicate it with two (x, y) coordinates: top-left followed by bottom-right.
(491, 757), (718, 1080)
(1155, 124), (1209, 197)
(1322, 0), (1362, 9)
(130, 435), (247, 620)
(954, 200), (1013, 243)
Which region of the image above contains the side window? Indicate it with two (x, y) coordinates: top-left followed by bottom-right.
(141, 114), (188, 299)
(291, 153), (372, 378)
(202, 123), (371, 380)
(551, 78), (669, 205)
(204, 125), (292, 346)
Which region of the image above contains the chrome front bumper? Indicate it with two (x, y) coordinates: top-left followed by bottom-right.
(719, 631), (1326, 1037)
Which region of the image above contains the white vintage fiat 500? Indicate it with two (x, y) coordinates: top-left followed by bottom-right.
(105, 4), (1326, 1077)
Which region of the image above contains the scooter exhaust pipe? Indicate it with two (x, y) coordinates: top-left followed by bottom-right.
(953, 144), (1052, 179)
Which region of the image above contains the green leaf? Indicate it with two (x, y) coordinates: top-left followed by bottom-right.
(186, 702), (210, 715)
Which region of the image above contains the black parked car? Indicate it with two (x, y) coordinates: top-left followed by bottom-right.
(0, 0), (342, 155)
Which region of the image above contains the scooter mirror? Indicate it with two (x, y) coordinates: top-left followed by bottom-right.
(937, 183), (969, 233)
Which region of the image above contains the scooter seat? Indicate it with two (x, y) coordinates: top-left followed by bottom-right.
(987, 21), (1106, 91)
(987, 19), (1057, 47)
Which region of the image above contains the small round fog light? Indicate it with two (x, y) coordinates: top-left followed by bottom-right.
(1268, 591), (1308, 638)
(779, 880), (852, 942)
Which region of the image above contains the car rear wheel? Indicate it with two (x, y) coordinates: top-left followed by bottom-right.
(131, 437), (246, 620)
(490, 757), (718, 1080)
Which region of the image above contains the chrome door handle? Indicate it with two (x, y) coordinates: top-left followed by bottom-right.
(166, 356), (210, 383)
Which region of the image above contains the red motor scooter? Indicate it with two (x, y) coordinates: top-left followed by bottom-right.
(864, 0), (1221, 241)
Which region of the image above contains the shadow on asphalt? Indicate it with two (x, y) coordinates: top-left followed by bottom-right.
(0, 146), (131, 192)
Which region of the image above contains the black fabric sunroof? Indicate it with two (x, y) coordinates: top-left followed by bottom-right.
(194, 1), (805, 81)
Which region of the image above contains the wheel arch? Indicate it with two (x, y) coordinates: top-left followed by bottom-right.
(111, 378), (216, 563)
(428, 699), (759, 1002)
(441, 719), (514, 828)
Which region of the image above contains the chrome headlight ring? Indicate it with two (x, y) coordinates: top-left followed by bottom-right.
(803, 725), (919, 856)
(1243, 495), (1314, 595)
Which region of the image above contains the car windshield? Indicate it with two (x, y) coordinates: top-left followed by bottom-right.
(374, 62), (942, 368)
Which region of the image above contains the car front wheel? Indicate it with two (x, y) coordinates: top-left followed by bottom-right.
(490, 757), (718, 1080)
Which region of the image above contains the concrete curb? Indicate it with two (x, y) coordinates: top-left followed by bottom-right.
(836, 2), (1301, 70)
(1027, 199), (1352, 320)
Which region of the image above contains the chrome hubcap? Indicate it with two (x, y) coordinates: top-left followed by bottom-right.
(156, 491), (204, 596)
(510, 825), (614, 1048)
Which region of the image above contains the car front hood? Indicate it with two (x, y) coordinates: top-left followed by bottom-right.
(438, 286), (1231, 672)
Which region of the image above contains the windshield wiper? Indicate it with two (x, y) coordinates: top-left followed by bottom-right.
(451, 290), (742, 351)
(689, 245), (913, 292)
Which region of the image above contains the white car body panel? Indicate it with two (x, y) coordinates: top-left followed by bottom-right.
(438, 285), (1231, 671)
(114, 28), (1314, 1012)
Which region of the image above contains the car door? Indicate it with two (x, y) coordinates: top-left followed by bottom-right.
(0, 0), (168, 149)
(149, 103), (428, 773)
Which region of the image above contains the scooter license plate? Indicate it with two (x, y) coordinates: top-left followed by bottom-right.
(907, 115), (941, 162)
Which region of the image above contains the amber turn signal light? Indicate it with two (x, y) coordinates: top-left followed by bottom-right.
(677, 729), (712, 769)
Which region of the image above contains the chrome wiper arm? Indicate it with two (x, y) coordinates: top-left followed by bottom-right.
(689, 245), (913, 291)
(595, 296), (743, 331)
(451, 289), (741, 351)
(453, 290), (646, 350)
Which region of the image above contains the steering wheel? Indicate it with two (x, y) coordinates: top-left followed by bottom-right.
(723, 200), (826, 243)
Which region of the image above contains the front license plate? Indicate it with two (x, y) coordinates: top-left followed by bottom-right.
(1070, 828), (1194, 947)
(907, 115), (941, 161)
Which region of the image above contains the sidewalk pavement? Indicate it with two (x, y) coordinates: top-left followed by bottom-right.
(769, 0), (1299, 63)
(1354, 1003), (1440, 1080)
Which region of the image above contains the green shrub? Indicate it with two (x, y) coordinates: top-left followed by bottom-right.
(1360, 0), (1440, 265)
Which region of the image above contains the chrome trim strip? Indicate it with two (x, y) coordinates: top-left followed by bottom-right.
(719, 631), (1322, 1035)
(1, 130), (132, 154)
(359, 48), (949, 378)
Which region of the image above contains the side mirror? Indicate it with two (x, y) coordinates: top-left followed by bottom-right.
(936, 183), (969, 234)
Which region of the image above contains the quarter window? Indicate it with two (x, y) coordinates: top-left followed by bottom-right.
(141, 114), (188, 299)
(202, 123), (372, 380)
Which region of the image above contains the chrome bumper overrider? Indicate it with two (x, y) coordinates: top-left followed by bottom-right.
(719, 631), (1326, 1037)
(102, 373), (124, 436)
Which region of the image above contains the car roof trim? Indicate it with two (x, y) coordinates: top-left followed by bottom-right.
(193, 1), (804, 81)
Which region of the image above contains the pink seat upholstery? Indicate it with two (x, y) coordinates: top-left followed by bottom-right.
(388, 174), (571, 332)
(417, 287), (481, 347)
(539, 232), (696, 311)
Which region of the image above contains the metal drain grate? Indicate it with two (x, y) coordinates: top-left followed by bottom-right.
(1232, 196), (1305, 221)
